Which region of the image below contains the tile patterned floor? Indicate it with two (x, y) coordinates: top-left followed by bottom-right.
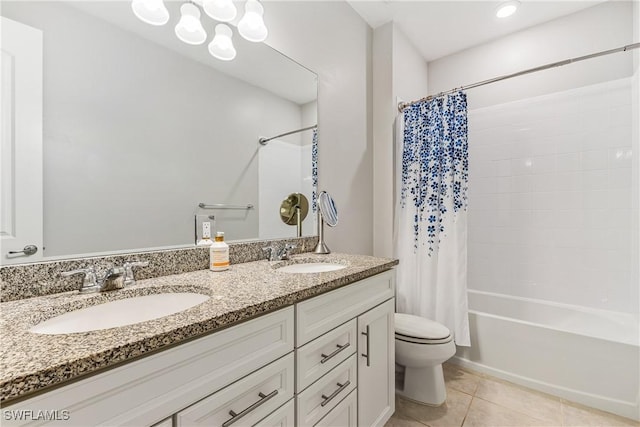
(386, 363), (640, 427)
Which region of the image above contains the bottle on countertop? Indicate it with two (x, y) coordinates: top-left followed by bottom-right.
(210, 231), (229, 271)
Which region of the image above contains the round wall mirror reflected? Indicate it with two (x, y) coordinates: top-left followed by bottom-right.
(280, 193), (309, 225)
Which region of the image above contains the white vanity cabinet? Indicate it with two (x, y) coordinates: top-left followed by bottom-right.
(4, 269), (395, 427)
(2, 307), (295, 427)
(295, 270), (395, 427)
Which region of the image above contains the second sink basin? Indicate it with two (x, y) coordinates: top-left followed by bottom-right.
(30, 293), (210, 335)
(276, 263), (347, 273)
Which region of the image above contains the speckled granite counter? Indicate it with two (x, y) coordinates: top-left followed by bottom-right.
(0, 253), (397, 404)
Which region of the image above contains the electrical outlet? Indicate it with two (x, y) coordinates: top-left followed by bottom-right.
(202, 221), (211, 239)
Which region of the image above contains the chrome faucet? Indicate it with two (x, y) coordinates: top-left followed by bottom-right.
(62, 261), (148, 294)
(263, 244), (296, 261)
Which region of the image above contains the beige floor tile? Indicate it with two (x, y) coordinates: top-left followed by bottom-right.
(385, 412), (429, 427)
(462, 397), (554, 427)
(443, 363), (482, 396)
(474, 378), (562, 425)
(396, 388), (472, 427)
(561, 402), (640, 427)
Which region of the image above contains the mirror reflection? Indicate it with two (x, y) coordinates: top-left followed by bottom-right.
(0, 1), (318, 263)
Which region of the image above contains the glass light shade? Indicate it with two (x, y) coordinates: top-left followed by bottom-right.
(238, 0), (267, 42)
(203, 0), (237, 22)
(496, 0), (520, 18)
(175, 3), (207, 45)
(208, 24), (236, 61)
(131, 0), (169, 26)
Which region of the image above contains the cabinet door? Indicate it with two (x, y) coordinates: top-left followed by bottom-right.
(357, 299), (395, 427)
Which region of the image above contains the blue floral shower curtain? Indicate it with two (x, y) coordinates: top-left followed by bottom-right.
(395, 91), (470, 346)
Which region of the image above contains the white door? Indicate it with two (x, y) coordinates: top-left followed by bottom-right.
(358, 299), (395, 427)
(0, 17), (43, 265)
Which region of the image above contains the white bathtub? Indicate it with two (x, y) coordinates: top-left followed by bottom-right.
(454, 290), (640, 421)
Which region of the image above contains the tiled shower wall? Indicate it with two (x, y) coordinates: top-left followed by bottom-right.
(467, 78), (637, 313)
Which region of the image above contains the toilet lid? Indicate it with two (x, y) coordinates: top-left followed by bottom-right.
(395, 313), (451, 340)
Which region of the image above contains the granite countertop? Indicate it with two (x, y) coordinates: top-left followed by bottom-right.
(0, 253), (397, 404)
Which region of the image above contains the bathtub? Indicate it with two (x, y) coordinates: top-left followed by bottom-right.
(453, 290), (640, 421)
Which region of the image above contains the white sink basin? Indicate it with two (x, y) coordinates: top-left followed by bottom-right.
(276, 263), (346, 274)
(30, 293), (210, 335)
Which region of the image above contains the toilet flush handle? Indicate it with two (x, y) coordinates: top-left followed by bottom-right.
(361, 325), (370, 367)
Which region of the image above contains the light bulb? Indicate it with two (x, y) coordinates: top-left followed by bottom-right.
(175, 3), (207, 45)
(496, 0), (520, 18)
(238, 0), (267, 42)
(131, 0), (169, 26)
(208, 24), (236, 61)
(203, 0), (237, 22)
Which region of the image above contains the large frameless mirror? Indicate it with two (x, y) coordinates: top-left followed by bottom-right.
(0, 1), (318, 265)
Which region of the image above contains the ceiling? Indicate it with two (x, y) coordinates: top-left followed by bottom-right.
(347, 0), (607, 62)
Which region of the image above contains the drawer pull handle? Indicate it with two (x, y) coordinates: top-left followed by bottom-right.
(361, 325), (370, 367)
(320, 342), (350, 364)
(222, 389), (278, 427)
(320, 380), (351, 407)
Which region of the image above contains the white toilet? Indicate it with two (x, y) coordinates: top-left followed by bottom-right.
(394, 313), (456, 406)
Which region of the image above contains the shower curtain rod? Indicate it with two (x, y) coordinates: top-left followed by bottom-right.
(398, 42), (640, 112)
(258, 124), (318, 145)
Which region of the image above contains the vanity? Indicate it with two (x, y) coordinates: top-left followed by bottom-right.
(0, 3), (396, 425)
(1, 252), (398, 426)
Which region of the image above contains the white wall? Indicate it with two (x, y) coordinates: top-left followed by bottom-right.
(429, 1), (634, 109)
(265, 2), (373, 255)
(428, 2), (637, 313)
(372, 23), (393, 258)
(632, 0), (639, 307)
(2, 1), (306, 257)
(372, 22), (429, 257)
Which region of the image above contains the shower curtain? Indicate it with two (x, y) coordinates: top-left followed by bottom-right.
(395, 91), (470, 346)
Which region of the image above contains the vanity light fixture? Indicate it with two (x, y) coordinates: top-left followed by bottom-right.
(208, 24), (237, 61)
(496, 0), (520, 18)
(238, 0), (268, 42)
(131, 0), (269, 60)
(175, 2), (207, 45)
(131, 0), (169, 26)
(202, 0), (237, 22)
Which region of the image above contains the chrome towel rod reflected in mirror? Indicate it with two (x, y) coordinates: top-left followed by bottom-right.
(198, 203), (254, 210)
(259, 124), (317, 145)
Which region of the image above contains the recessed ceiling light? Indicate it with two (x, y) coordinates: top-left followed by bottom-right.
(496, 0), (520, 18)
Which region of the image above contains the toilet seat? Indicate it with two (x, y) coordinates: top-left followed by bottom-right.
(395, 334), (453, 345)
(395, 313), (453, 345)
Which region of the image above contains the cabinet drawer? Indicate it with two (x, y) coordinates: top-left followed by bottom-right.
(176, 353), (294, 427)
(296, 270), (395, 345)
(296, 354), (358, 427)
(296, 319), (357, 392)
(255, 399), (295, 427)
(315, 390), (357, 427)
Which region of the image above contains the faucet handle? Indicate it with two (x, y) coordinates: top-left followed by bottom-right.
(262, 246), (275, 261)
(122, 261), (149, 286)
(278, 243), (297, 261)
(61, 267), (99, 293)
